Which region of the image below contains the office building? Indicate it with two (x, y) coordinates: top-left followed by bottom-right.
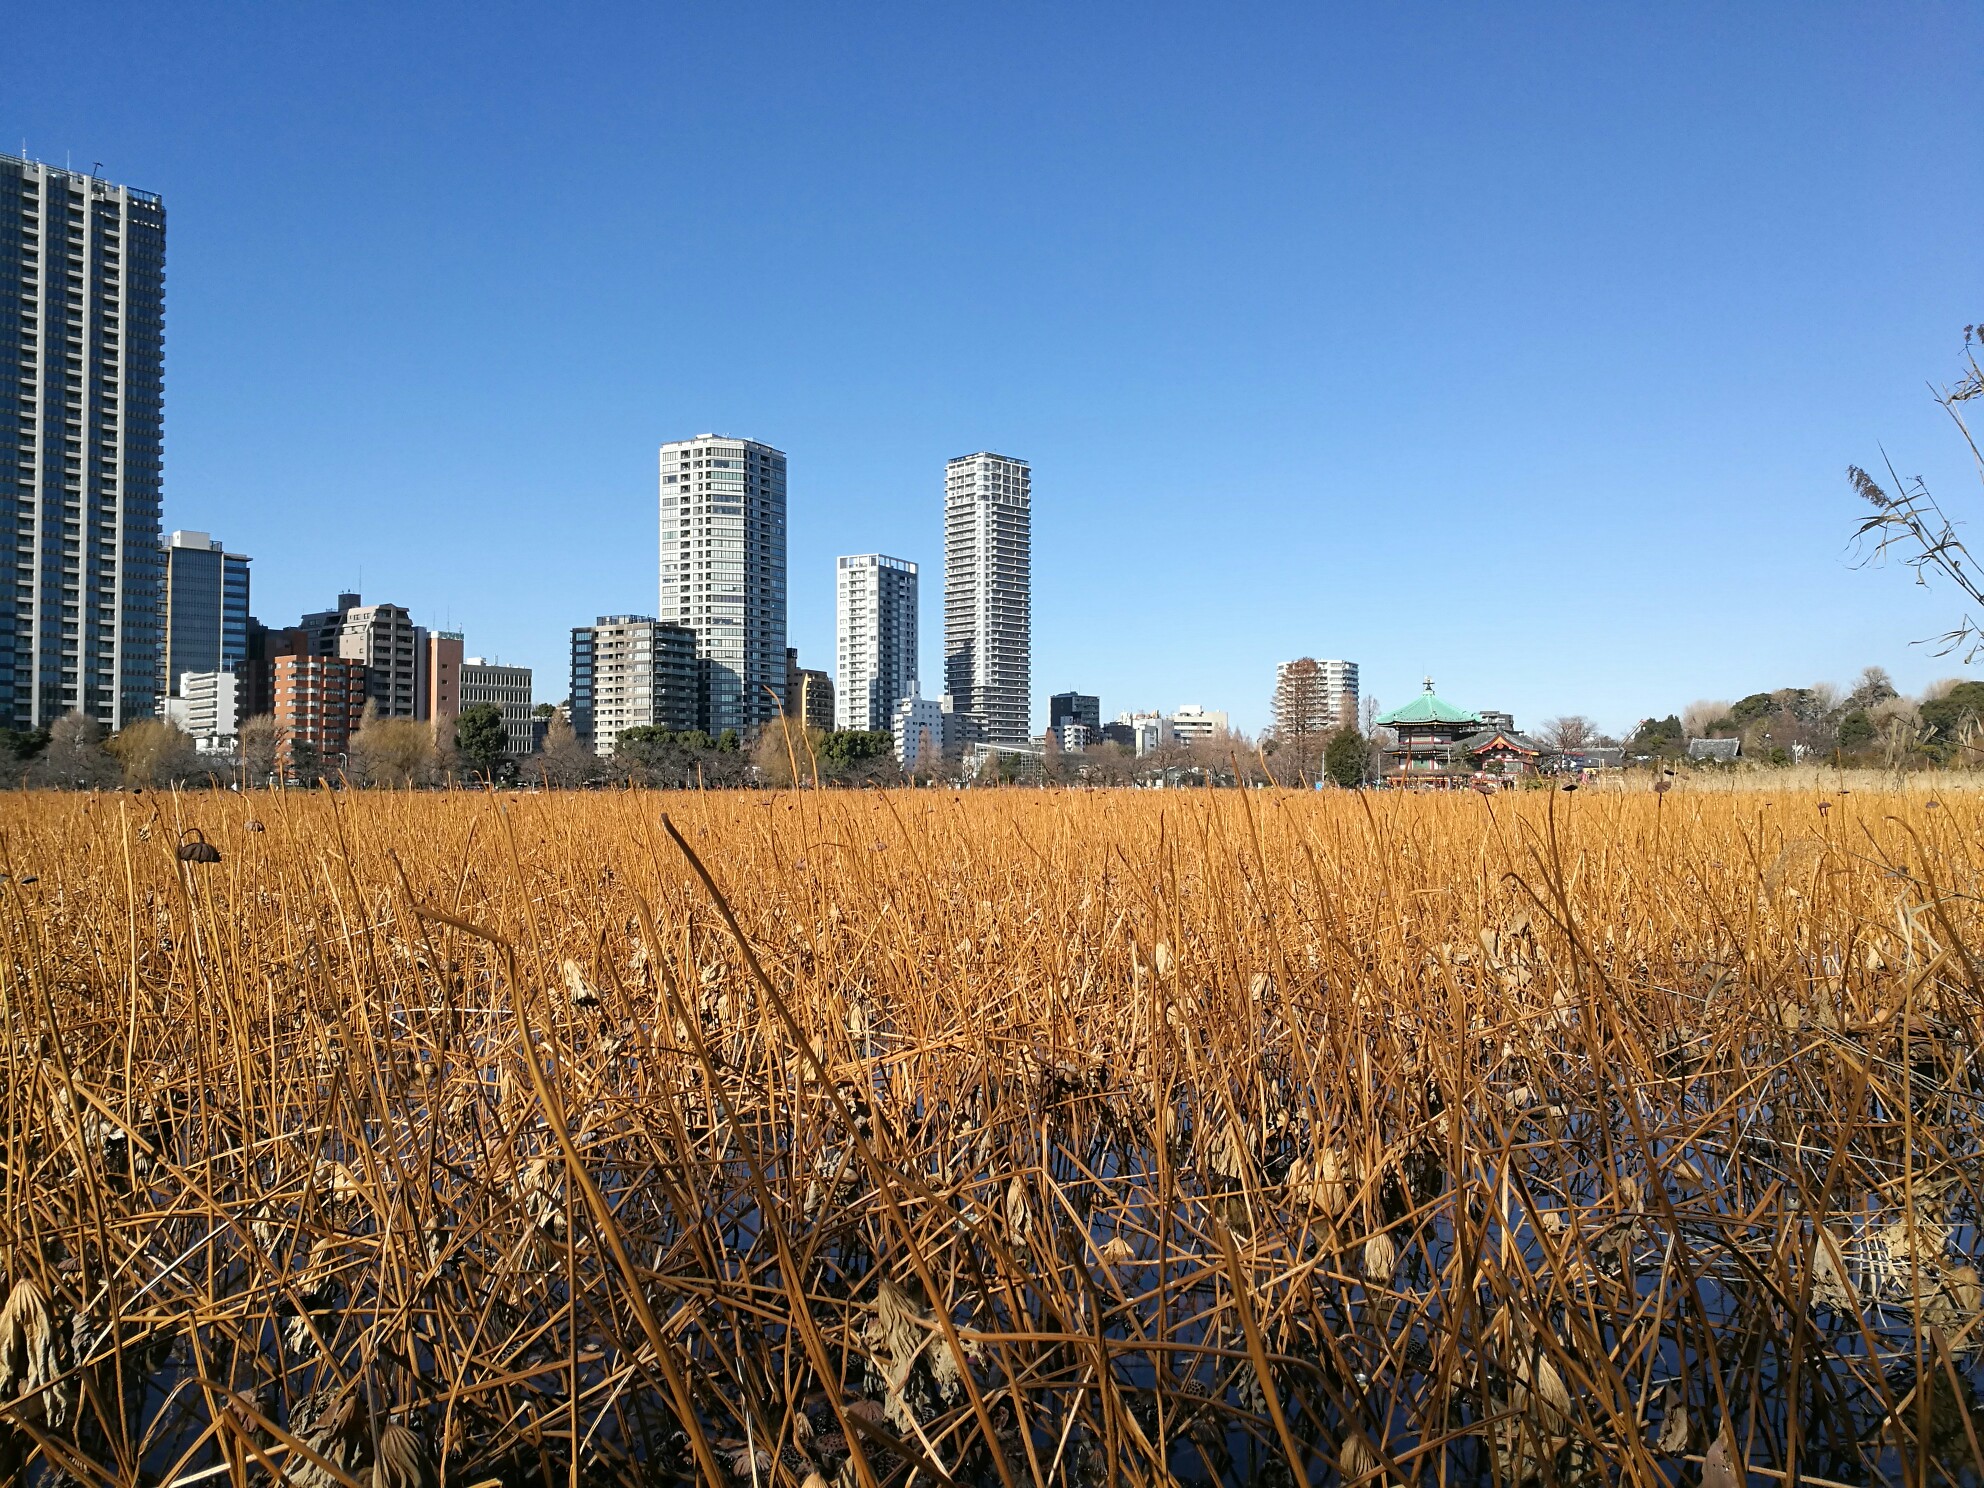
(658, 434), (787, 734)
(1169, 705), (1230, 745)
(1, 154), (168, 729)
(299, 594), (421, 718)
(162, 669), (238, 750)
(158, 531), (250, 700)
(835, 553), (918, 732)
(274, 654), (366, 771)
(570, 615), (697, 755)
(461, 657), (534, 756)
(425, 631), (464, 723)
(784, 649), (834, 732)
(943, 452), (1031, 745)
(1050, 692), (1100, 733)
(893, 688), (944, 767)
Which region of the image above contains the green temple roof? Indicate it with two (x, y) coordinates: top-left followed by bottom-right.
(1375, 679), (1479, 727)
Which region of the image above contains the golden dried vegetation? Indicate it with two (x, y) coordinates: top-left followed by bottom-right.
(1, 786), (1982, 1487)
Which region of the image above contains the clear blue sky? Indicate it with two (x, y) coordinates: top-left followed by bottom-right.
(7, 4), (1980, 735)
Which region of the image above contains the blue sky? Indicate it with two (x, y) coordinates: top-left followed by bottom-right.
(6, 4), (1980, 735)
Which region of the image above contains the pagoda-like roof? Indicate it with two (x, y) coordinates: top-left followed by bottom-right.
(1376, 679), (1480, 727)
(1458, 728), (1544, 756)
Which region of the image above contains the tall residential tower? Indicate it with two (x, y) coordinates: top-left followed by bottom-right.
(943, 453), (1031, 745)
(834, 553), (917, 732)
(1, 154), (167, 729)
(659, 435), (787, 734)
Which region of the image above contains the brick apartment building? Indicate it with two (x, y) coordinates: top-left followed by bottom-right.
(274, 654), (367, 772)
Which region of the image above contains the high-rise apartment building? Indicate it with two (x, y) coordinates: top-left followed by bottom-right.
(158, 530), (250, 698)
(299, 594), (421, 718)
(658, 435), (787, 734)
(1, 154), (168, 729)
(569, 615), (698, 755)
(460, 657), (534, 757)
(274, 654), (366, 771)
(943, 453), (1031, 745)
(835, 554), (918, 732)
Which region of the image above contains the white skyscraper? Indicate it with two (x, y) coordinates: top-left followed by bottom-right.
(835, 553), (918, 732)
(659, 435), (788, 734)
(943, 452), (1031, 745)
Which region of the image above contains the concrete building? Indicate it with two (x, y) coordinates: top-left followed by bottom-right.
(1169, 705), (1230, 745)
(461, 657), (535, 757)
(658, 434), (788, 734)
(1052, 722), (1093, 752)
(944, 452), (1031, 745)
(299, 594), (421, 719)
(1119, 711), (1173, 757)
(162, 669), (239, 750)
(1274, 658), (1360, 739)
(892, 687), (945, 767)
(783, 649), (834, 732)
(274, 654), (366, 772)
(835, 553), (918, 732)
(1, 153), (169, 729)
(570, 615), (698, 755)
(158, 531), (250, 701)
(425, 631), (464, 724)
(240, 620), (305, 722)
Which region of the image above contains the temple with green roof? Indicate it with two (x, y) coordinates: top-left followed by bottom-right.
(1376, 679), (1549, 786)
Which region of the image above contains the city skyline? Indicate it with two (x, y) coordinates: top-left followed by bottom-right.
(4, 8), (1979, 735)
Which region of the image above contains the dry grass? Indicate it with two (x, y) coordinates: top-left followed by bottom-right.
(1, 786), (1981, 1487)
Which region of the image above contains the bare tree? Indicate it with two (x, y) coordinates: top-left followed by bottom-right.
(238, 716), (279, 786)
(348, 716), (438, 788)
(107, 720), (198, 788)
(1271, 659), (1331, 783)
(1539, 715), (1598, 752)
(31, 711), (116, 789)
(1680, 699), (1732, 738)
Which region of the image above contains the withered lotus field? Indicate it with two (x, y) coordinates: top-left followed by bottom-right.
(1, 786), (1980, 1487)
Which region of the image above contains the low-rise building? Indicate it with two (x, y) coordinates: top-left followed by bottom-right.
(461, 658), (535, 757)
(1168, 705), (1230, 745)
(785, 650), (835, 731)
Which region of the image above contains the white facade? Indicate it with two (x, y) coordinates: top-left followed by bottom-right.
(835, 554), (918, 731)
(1169, 704), (1230, 744)
(659, 435), (788, 735)
(1275, 658), (1360, 733)
(892, 687), (945, 767)
(943, 453), (1031, 745)
(1117, 711), (1173, 757)
(461, 658), (535, 757)
(165, 669), (239, 750)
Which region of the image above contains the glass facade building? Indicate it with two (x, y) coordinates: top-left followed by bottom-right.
(159, 530), (250, 696)
(0, 154), (167, 729)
